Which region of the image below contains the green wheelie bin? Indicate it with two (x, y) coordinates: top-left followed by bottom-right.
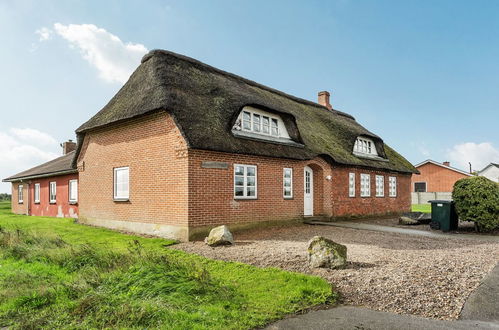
(429, 200), (458, 232)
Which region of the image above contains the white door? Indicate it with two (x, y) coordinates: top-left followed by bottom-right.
(304, 166), (313, 216)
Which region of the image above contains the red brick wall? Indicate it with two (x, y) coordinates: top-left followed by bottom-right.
(28, 174), (79, 218)
(77, 112), (189, 234)
(331, 166), (411, 216)
(11, 182), (28, 215)
(411, 163), (470, 192)
(187, 149), (411, 229)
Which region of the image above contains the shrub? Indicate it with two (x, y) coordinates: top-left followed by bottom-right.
(452, 176), (499, 232)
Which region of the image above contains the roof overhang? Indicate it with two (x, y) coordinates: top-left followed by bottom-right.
(414, 159), (473, 176)
(2, 169), (78, 183)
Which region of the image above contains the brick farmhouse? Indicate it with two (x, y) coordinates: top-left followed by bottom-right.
(411, 160), (472, 193)
(4, 50), (417, 240)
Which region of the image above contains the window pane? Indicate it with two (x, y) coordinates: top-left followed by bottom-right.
(246, 166), (255, 176)
(247, 176), (255, 186)
(253, 114), (261, 132)
(235, 166), (244, 176)
(235, 187), (244, 196)
(284, 178), (291, 187)
(243, 111), (251, 121)
(247, 187), (255, 196)
(243, 119), (251, 130)
(235, 176), (244, 186)
(284, 187), (291, 196)
(284, 169), (292, 178)
(271, 119), (278, 136)
(262, 116), (270, 134)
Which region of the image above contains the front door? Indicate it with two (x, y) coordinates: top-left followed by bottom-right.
(304, 166), (313, 216)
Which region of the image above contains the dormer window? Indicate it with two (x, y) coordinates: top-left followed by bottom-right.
(233, 106), (291, 141)
(353, 137), (378, 156)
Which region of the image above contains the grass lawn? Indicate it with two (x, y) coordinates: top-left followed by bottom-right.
(411, 204), (431, 213)
(0, 201), (334, 329)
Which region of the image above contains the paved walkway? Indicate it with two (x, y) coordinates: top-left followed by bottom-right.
(265, 306), (499, 330)
(461, 263), (499, 323)
(305, 220), (499, 242)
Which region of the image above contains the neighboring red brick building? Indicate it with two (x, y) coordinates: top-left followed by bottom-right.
(4, 50), (417, 240)
(411, 160), (472, 193)
(4, 142), (79, 218)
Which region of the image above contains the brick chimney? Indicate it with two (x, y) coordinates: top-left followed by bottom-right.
(61, 139), (76, 155)
(318, 91), (332, 110)
(443, 161), (450, 167)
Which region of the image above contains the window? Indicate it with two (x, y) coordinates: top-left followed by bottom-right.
(114, 167), (130, 200)
(375, 175), (384, 197)
(234, 107), (289, 139)
(353, 137), (378, 156)
(348, 173), (355, 197)
(49, 182), (56, 203)
(69, 180), (78, 203)
(389, 176), (397, 197)
(414, 182), (426, 192)
(18, 185), (23, 203)
(283, 168), (293, 198)
(360, 174), (371, 197)
(234, 164), (257, 199)
(34, 183), (40, 203)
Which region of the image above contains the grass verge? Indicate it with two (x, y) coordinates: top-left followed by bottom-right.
(0, 201), (334, 329)
(411, 204), (431, 213)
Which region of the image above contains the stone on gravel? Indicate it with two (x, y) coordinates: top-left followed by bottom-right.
(399, 216), (420, 225)
(205, 225), (234, 246)
(307, 236), (347, 269)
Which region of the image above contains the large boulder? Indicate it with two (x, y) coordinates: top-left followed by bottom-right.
(205, 225), (234, 246)
(399, 216), (419, 225)
(307, 236), (347, 269)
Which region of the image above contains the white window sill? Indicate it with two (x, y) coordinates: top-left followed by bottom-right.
(113, 198), (130, 202)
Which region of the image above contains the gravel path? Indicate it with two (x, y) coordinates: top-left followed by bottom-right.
(171, 223), (499, 320)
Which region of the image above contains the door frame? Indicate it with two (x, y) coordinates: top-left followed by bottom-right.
(304, 166), (314, 216)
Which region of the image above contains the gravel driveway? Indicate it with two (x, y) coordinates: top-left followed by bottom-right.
(171, 223), (499, 320)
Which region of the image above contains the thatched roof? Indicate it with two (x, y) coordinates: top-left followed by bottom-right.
(3, 151), (76, 182)
(76, 50), (417, 174)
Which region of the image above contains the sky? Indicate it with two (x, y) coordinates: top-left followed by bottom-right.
(1, 0), (498, 193)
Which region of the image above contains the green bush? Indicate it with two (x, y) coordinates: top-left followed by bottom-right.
(452, 176), (499, 232)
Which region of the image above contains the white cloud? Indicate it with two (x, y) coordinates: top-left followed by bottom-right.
(35, 27), (52, 41)
(446, 142), (499, 172)
(9, 128), (57, 146)
(0, 129), (60, 194)
(47, 23), (148, 83)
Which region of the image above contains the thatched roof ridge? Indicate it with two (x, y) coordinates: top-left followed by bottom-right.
(3, 151), (76, 182)
(76, 49), (417, 174)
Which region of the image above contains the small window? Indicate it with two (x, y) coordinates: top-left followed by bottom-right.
(18, 185), (23, 203)
(348, 173), (355, 197)
(234, 164), (257, 199)
(389, 176), (397, 197)
(69, 180), (78, 203)
(414, 182), (426, 192)
(49, 182), (56, 203)
(262, 116), (270, 134)
(271, 118), (279, 136)
(283, 168), (293, 198)
(360, 174), (371, 197)
(253, 114), (261, 132)
(34, 183), (40, 203)
(242, 111), (251, 130)
(353, 137), (378, 156)
(375, 175), (384, 197)
(114, 167), (130, 200)
(236, 107), (287, 138)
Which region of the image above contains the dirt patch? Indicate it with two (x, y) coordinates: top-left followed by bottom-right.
(171, 223), (499, 320)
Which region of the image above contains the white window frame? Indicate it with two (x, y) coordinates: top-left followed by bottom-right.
(234, 164), (257, 199)
(389, 176), (397, 197)
(241, 110), (280, 137)
(34, 183), (40, 203)
(360, 174), (371, 197)
(114, 167), (130, 200)
(283, 168), (293, 199)
(348, 173), (355, 197)
(49, 181), (57, 204)
(353, 137), (378, 156)
(375, 175), (384, 197)
(69, 179), (78, 203)
(18, 184), (23, 203)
